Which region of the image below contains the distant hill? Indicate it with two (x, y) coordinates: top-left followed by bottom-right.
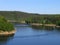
(0, 11), (60, 22)
(0, 11), (40, 21)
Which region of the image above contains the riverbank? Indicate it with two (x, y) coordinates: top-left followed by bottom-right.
(0, 30), (16, 36)
(30, 23), (60, 27)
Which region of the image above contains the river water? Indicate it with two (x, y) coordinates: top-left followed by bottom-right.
(0, 23), (60, 45)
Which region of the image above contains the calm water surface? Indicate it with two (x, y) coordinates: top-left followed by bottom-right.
(0, 23), (60, 45)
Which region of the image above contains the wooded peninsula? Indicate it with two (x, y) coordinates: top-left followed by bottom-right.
(0, 16), (15, 36)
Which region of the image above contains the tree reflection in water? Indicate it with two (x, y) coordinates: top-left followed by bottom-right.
(0, 34), (14, 45)
(56, 27), (60, 31)
(31, 25), (60, 32)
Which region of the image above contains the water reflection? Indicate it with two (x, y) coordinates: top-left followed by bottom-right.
(0, 34), (14, 45)
(0, 24), (60, 45)
(31, 25), (60, 31)
(56, 27), (60, 31)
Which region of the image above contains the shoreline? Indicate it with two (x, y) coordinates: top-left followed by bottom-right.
(30, 23), (60, 27)
(0, 30), (16, 36)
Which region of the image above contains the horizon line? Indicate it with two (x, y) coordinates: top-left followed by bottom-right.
(0, 10), (60, 14)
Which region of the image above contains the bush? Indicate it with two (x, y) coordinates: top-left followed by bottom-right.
(56, 21), (60, 26)
(0, 16), (14, 32)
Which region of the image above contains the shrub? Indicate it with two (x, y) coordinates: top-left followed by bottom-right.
(0, 16), (14, 32)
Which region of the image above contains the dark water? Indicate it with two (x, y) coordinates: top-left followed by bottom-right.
(0, 24), (60, 45)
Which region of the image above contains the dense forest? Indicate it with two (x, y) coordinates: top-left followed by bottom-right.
(0, 11), (60, 26)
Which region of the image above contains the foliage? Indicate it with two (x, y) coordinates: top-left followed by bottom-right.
(0, 11), (60, 26)
(0, 16), (14, 31)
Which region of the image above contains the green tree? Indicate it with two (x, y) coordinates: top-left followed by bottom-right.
(0, 16), (14, 32)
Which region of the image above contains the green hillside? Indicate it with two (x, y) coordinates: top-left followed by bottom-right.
(0, 11), (60, 20)
(0, 11), (60, 26)
(0, 11), (40, 21)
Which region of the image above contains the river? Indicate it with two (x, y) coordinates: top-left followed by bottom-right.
(0, 23), (60, 45)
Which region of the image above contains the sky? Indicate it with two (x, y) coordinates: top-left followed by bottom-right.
(0, 0), (60, 14)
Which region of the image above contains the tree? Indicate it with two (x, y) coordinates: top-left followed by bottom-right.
(0, 16), (14, 32)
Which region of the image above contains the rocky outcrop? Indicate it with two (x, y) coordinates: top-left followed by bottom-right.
(0, 30), (16, 36)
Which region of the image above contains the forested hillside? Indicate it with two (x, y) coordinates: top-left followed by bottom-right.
(0, 11), (40, 21)
(0, 11), (60, 20)
(0, 11), (60, 25)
